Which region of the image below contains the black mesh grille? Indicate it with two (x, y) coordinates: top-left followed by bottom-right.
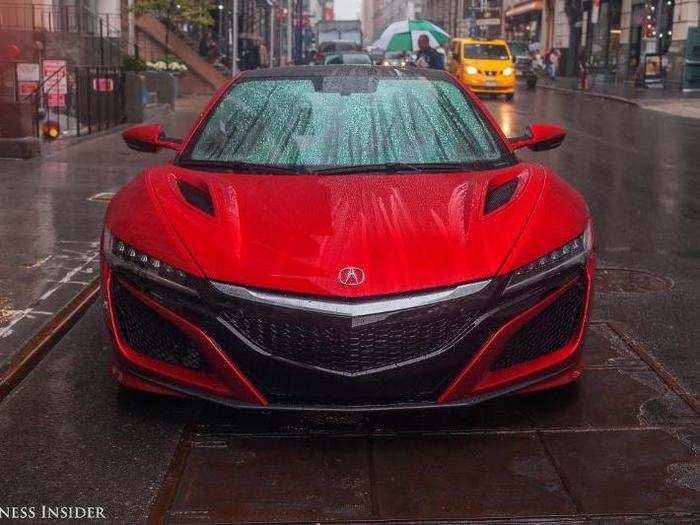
(485, 179), (519, 214)
(491, 282), (585, 370)
(218, 298), (480, 375)
(112, 279), (207, 372)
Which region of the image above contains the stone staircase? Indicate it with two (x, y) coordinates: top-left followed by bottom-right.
(135, 13), (230, 95)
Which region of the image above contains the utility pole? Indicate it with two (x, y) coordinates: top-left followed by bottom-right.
(287, 0), (293, 65)
(231, 0), (238, 76)
(270, 7), (275, 67)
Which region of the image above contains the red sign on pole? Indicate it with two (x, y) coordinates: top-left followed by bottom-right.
(47, 93), (66, 108)
(92, 78), (114, 92)
(18, 81), (38, 97)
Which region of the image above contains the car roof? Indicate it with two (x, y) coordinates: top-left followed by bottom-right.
(453, 37), (508, 45)
(239, 65), (452, 81)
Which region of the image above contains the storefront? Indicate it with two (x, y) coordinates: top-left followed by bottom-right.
(505, 0), (543, 43)
(584, 0), (622, 80)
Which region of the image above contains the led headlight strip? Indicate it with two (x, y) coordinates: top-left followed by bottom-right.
(102, 228), (196, 295)
(505, 223), (592, 293)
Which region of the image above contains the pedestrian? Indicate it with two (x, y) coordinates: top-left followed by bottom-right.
(259, 37), (269, 68)
(550, 49), (560, 79)
(577, 49), (589, 91)
(199, 30), (214, 58)
(414, 34), (444, 70)
(544, 49), (552, 79)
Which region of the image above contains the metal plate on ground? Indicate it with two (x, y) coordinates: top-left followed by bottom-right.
(595, 268), (674, 294)
(150, 322), (700, 523)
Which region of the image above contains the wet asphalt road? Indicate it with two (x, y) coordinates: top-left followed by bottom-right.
(0, 87), (698, 523)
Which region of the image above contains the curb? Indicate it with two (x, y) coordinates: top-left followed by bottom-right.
(0, 278), (100, 402)
(537, 83), (640, 107)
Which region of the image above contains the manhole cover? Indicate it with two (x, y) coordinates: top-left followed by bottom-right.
(595, 268), (673, 294)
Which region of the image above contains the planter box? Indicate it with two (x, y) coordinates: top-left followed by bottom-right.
(143, 71), (178, 108)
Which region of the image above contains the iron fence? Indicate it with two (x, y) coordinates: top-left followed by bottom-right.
(37, 65), (125, 138)
(1, 62), (125, 139)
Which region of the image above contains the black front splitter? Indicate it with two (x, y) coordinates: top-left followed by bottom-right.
(124, 362), (575, 413)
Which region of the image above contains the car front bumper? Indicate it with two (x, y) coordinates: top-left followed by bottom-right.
(102, 257), (594, 411)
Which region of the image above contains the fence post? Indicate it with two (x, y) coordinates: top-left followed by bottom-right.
(100, 19), (105, 65)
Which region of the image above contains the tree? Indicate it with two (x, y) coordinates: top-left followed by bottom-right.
(130, 0), (216, 56)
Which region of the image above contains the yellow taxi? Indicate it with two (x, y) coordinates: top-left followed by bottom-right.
(448, 38), (516, 100)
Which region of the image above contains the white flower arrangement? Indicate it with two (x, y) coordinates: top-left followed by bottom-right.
(146, 58), (188, 74)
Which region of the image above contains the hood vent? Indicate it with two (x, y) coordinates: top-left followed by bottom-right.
(485, 178), (519, 214)
(177, 179), (214, 216)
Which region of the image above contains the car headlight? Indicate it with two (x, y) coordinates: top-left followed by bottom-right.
(102, 227), (195, 294)
(505, 223), (593, 293)
(465, 65), (478, 75)
(382, 60), (390, 66)
(502, 67), (514, 76)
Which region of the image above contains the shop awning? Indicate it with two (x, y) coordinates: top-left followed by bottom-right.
(505, 0), (543, 18)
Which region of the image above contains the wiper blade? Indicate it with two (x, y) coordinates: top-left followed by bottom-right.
(309, 161), (509, 175)
(177, 159), (307, 174)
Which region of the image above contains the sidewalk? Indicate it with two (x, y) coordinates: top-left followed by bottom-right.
(537, 76), (700, 119)
(0, 96), (208, 373)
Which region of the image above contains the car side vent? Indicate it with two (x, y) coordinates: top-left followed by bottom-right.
(485, 178), (519, 214)
(177, 179), (214, 216)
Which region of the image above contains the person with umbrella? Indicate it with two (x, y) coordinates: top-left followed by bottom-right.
(373, 19), (449, 69)
(415, 34), (444, 69)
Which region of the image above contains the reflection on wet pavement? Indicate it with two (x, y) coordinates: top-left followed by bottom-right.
(0, 97), (210, 366)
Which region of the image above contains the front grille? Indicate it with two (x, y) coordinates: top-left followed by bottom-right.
(491, 281), (585, 370)
(485, 70), (497, 76)
(112, 278), (207, 372)
(218, 298), (480, 375)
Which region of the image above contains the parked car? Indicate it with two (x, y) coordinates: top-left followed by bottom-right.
(324, 51), (374, 65)
(507, 41), (533, 77)
(314, 40), (362, 64)
(381, 51), (409, 67)
(108, 65), (594, 410)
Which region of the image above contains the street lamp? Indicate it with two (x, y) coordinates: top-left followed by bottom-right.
(231, 0), (238, 76)
(218, 4), (224, 52)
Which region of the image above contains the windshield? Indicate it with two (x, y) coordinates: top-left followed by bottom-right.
(184, 74), (511, 173)
(507, 42), (529, 56)
(463, 44), (510, 60)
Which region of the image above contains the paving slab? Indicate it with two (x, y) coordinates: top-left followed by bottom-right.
(169, 436), (374, 523)
(541, 428), (700, 516)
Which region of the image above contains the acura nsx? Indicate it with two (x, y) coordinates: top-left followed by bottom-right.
(101, 66), (594, 410)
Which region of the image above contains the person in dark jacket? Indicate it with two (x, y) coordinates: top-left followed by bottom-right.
(414, 34), (444, 69)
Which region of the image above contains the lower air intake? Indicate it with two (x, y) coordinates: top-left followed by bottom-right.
(112, 278), (207, 372)
(491, 281), (585, 370)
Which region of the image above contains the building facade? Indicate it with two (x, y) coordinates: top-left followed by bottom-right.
(551, 0), (699, 86)
(423, 0), (504, 39)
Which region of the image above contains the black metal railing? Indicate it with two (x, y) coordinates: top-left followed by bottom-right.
(2, 62), (125, 140)
(0, 3), (140, 64)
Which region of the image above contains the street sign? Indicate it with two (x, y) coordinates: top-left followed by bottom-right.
(47, 93), (66, 108)
(42, 59), (67, 95)
(18, 81), (38, 97)
(17, 63), (40, 82)
(92, 78), (114, 92)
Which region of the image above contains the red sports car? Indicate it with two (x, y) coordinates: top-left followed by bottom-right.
(101, 66), (594, 410)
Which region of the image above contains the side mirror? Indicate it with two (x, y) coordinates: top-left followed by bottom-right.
(122, 124), (183, 153)
(509, 123), (566, 152)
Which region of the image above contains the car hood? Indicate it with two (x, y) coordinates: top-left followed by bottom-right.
(145, 163), (546, 298)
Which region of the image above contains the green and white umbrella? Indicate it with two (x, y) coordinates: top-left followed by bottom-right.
(373, 19), (450, 53)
